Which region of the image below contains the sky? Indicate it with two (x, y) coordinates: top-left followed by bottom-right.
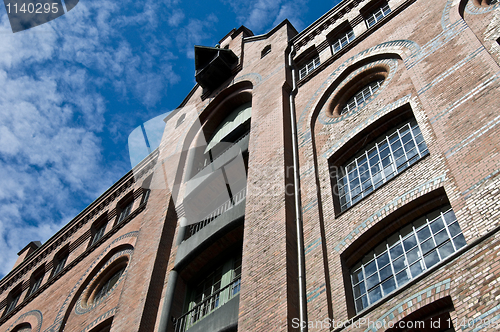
(0, 0), (342, 278)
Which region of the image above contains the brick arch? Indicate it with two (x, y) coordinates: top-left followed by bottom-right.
(5, 310), (42, 332)
(40, 232), (138, 332)
(295, 41), (420, 151)
(363, 284), (452, 332)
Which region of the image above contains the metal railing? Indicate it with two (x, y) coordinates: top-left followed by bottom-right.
(186, 188), (246, 240)
(174, 277), (241, 332)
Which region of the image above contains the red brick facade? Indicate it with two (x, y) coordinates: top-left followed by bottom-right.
(1, 0), (499, 331)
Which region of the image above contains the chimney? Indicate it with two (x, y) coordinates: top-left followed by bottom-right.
(13, 241), (42, 269)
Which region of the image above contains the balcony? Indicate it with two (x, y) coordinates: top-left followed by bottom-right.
(174, 277), (241, 332)
(185, 188), (246, 240)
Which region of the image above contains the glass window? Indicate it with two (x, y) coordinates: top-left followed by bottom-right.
(299, 56), (321, 80)
(93, 267), (125, 304)
(4, 291), (21, 316)
(366, 3), (391, 27)
(176, 255), (242, 331)
(337, 119), (429, 212)
(28, 273), (44, 296)
(332, 29), (355, 54)
(117, 201), (133, 224)
(351, 206), (466, 313)
(91, 222), (107, 246)
(53, 253), (68, 276)
(340, 79), (383, 115)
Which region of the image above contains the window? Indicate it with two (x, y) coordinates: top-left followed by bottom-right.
(117, 200), (133, 224)
(3, 287), (22, 316)
(90, 221), (107, 247)
(366, 3), (391, 27)
(28, 268), (45, 297)
(351, 206), (466, 313)
(340, 79), (383, 115)
(141, 189), (151, 205)
(332, 29), (355, 54)
(175, 256), (242, 331)
(261, 45), (271, 58)
(93, 267), (125, 304)
(52, 251), (68, 277)
(299, 55), (320, 80)
(337, 119), (429, 212)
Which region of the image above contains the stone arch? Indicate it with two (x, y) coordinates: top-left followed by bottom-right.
(5, 310), (42, 332)
(42, 232), (138, 332)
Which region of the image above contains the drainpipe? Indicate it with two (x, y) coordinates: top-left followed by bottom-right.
(158, 216), (186, 332)
(287, 43), (308, 332)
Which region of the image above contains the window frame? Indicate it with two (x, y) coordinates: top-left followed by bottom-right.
(365, 2), (391, 27)
(116, 199), (133, 225)
(340, 78), (384, 115)
(334, 117), (429, 213)
(93, 266), (126, 304)
(298, 55), (321, 80)
(3, 286), (22, 317)
(28, 266), (45, 297)
(52, 249), (69, 278)
(331, 29), (355, 54)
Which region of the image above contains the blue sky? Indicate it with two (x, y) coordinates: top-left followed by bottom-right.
(0, 0), (341, 277)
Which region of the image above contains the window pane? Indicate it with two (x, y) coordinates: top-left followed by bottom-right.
(409, 261), (424, 278)
(424, 250), (440, 268)
(439, 241), (455, 259)
(350, 206), (464, 314)
(381, 277), (396, 295)
(368, 285), (382, 303)
(453, 234), (467, 249)
(403, 234), (417, 251)
(434, 229), (449, 246)
(379, 265), (392, 281)
(417, 225), (431, 242)
(390, 243), (404, 259)
(354, 282), (366, 298)
(377, 252), (390, 267)
(406, 247), (420, 264)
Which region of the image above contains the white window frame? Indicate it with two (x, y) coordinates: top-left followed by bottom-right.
(28, 273), (44, 296)
(332, 29), (355, 54)
(351, 206), (466, 313)
(117, 201), (133, 224)
(366, 3), (391, 28)
(341, 79), (383, 115)
(337, 120), (429, 212)
(299, 56), (320, 80)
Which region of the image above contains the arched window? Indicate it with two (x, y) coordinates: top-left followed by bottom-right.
(93, 267), (125, 304)
(334, 115), (429, 212)
(341, 78), (384, 115)
(350, 205), (466, 313)
(261, 45), (271, 58)
(204, 102), (251, 158)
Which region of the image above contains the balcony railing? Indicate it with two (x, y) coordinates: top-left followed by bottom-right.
(174, 277), (241, 332)
(185, 188), (246, 240)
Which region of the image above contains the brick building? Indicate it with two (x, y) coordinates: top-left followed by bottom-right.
(1, 0), (500, 331)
